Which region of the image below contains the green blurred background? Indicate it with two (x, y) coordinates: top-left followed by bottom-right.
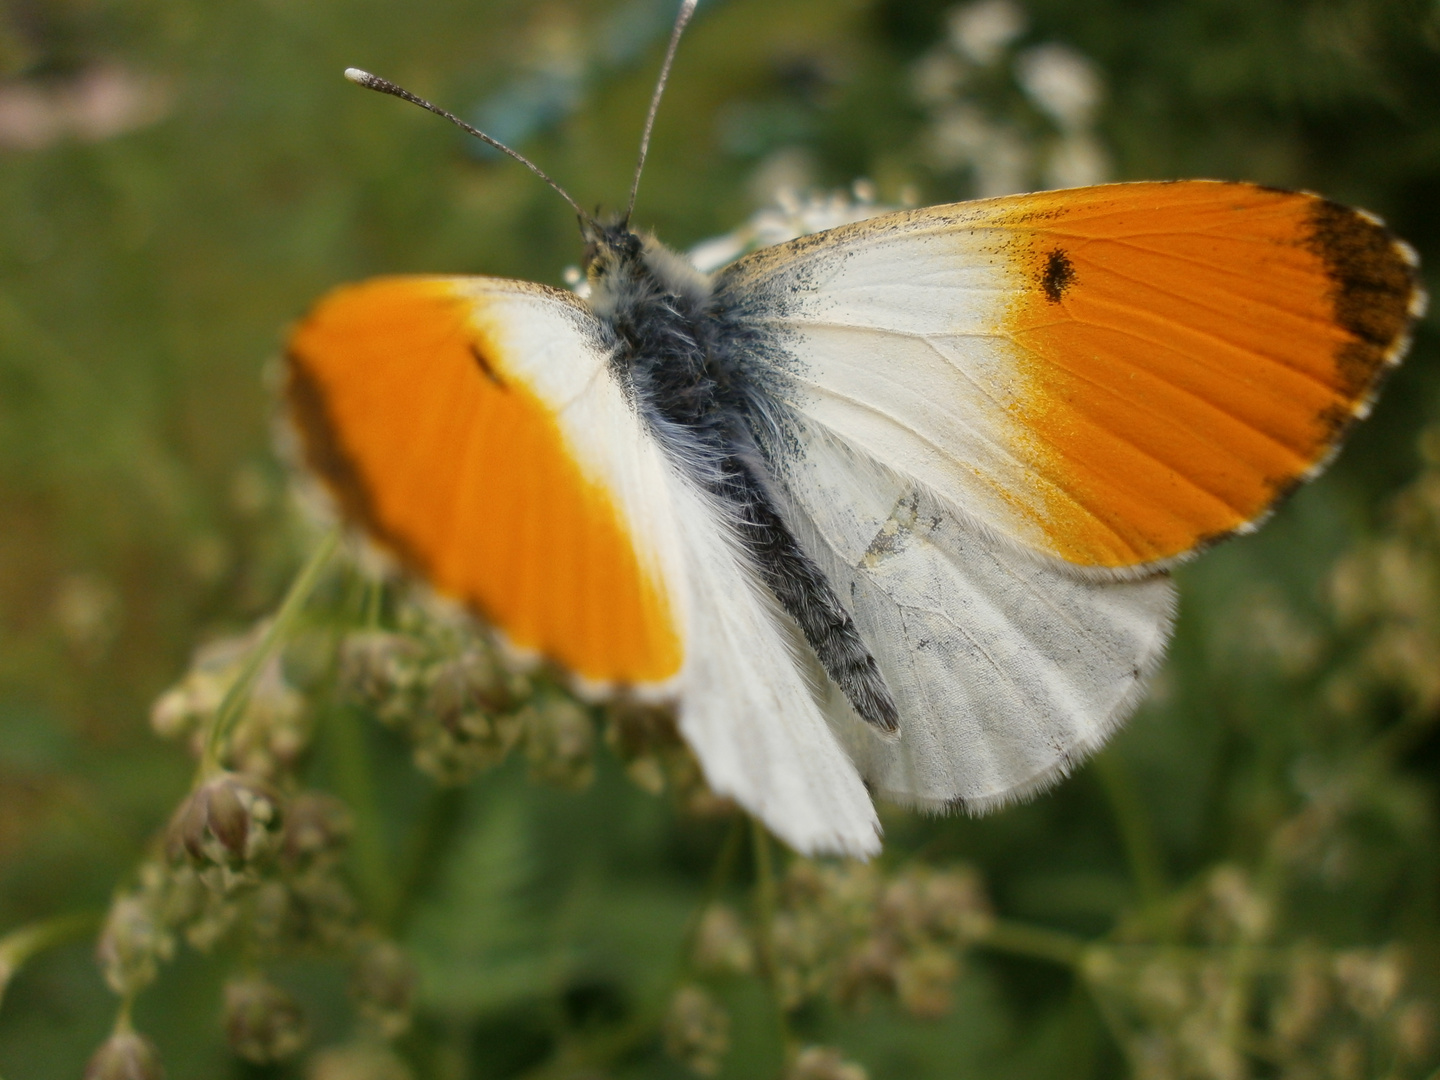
(1, 0), (1438, 1076)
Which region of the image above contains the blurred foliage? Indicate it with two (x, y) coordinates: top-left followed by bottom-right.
(0, 0), (1438, 1077)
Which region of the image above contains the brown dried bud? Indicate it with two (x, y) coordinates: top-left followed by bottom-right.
(96, 894), (174, 997)
(350, 940), (418, 1039)
(165, 773), (283, 889)
(223, 975), (308, 1064)
(84, 1029), (165, 1080)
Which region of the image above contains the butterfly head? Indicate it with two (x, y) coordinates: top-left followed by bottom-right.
(580, 215), (710, 319)
(581, 216), (643, 282)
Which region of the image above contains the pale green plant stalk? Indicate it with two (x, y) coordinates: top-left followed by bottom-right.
(0, 912), (100, 1013)
(198, 529), (340, 777)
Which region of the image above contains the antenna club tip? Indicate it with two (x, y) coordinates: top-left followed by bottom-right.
(344, 67), (375, 86)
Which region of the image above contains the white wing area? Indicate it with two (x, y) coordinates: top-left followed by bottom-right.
(460, 283), (881, 856)
(778, 422), (1176, 810)
(666, 472), (882, 857)
(721, 206), (1065, 563)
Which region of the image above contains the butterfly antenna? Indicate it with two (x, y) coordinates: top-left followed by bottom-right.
(624, 0), (698, 226)
(344, 68), (590, 222)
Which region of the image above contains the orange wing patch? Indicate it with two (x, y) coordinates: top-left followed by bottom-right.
(999, 182), (1422, 567)
(287, 277), (683, 685)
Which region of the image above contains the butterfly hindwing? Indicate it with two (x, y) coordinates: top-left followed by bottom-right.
(778, 421), (1176, 809)
(720, 181), (1423, 573)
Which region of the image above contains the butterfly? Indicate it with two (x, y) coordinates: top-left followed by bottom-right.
(285, 1), (1423, 857)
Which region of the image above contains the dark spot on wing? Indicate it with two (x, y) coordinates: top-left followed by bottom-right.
(1305, 200), (1418, 399)
(470, 342), (506, 388)
(1040, 248), (1076, 304)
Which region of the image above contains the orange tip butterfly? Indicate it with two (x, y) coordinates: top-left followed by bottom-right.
(287, 2), (1424, 857)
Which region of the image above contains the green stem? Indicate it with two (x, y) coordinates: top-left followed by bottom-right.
(749, 817), (791, 1066)
(1093, 752), (1168, 911)
(520, 817), (748, 1080)
(974, 919), (1088, 968)
(678, 815), (744, 966)
(387, 787), (467, 934)
(363, 574), (384, 628)
(200, 529), (340, 775)
(0, 912), (101, 1013)
(324, 702), (396, 923)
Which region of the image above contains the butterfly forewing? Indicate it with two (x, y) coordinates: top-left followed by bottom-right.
(287, 276), (686, 687)
(720, 181), (1423, 571)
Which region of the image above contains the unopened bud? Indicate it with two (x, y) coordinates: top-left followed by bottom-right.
(96, 894), (174, 996)
(166, 773), (283, 889)
(350, 940), (418, 1039)
(223, 975), (308, 1063)
(427, 647), (519, 718)
(338, 631), (425, 719)
(692, 905), (754, 976)
(84, 1029), (165, 1080)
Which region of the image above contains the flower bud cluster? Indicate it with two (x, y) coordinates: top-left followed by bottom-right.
(1086, 862), (1438, 1080)
(84, 1030), (165, 1080)
(1328, 428), (1440, 715)
(93, 777), (363, 1075)
(521, 692), (596, 790)
(693, 859), (991, 1019)
(224, 974), (309, 1064)
(663, 983), (731, 1077)
(350, 939), (419, 1039)
(337, 598), (539, 786)
(604, 702), (733, 816)
(1089, 941), (1439, 1080)
(150, 634), (309, 779)
(251, 792), (359, 954)
(165, 772), (284, 892)
(777, 860), (992, 1016)
(96, 893), (175, 997)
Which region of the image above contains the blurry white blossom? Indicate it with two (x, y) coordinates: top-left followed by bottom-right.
(946, 0), (1027, 65)
(913, 1), (1111, 196)
(0, 65), (168, 151)
(1014, 43), (1103, 129)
